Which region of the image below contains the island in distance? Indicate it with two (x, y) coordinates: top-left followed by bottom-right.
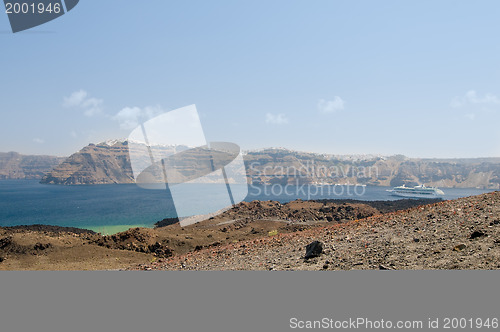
(0, 151), (64, 180)
(30, 139), (500, 189)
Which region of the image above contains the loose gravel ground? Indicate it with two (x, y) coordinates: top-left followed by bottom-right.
(135, 192), (500, 270)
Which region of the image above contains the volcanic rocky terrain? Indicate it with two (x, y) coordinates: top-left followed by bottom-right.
(0, 193), (499, 270)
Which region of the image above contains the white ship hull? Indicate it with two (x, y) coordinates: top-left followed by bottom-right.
(387, 191), (442, 199)
(387, 185), (445, 199)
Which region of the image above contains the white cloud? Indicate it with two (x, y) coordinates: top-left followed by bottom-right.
(33, 138), (44, 144)
(113, 105), (166, 130)
(63, 90), (87, 107)
(318, 96), (345, 114)
(63, 90), (103, 116)
(82, 98), (103, 117)
(451, 90), (500, 108)
(265, 113), (289, 125)
(70, 130), (78, 138)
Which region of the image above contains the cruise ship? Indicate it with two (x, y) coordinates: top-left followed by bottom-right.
(387, 184), (445, 198)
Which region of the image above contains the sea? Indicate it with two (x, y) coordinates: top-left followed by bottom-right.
(0, 180), (496, 234)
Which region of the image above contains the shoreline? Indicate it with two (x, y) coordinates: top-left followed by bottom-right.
(0, 180), (495, 236)
(2, 197), (444, 235)
(2, 178), (498, 190)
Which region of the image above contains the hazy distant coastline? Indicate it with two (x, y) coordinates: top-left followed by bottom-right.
(1, 140), (500, 189)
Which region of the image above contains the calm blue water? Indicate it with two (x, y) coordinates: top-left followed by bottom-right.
(0, 180), (495, 234)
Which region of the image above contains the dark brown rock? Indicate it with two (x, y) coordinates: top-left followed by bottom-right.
(305, 241), (323, 259)
(470, 230), (486, 239)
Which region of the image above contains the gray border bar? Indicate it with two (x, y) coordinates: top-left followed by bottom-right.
(0, 271), (498, 332)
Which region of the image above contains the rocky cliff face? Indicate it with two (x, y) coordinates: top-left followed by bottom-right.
(245, 150), (500, 189)
(39, 142), (500, 189)
(40, 141), (135, 185)
(0, 152), (65, 180)
(385, 158), (500, 189)
(40, 140), (191, 185)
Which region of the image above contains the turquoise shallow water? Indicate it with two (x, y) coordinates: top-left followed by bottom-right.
(0, 180), (176, 234)
(0, 180), (495, 234)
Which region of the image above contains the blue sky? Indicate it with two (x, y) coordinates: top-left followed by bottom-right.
(1, 0), (500, 158)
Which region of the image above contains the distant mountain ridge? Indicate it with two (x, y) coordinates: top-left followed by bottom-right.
(0, 152), (65, 180)
(37, 140), (500, 189)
